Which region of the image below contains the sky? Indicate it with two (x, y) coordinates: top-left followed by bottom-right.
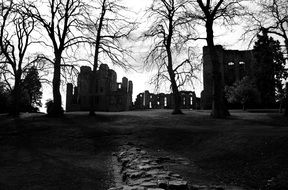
(39, 0), (252, 112)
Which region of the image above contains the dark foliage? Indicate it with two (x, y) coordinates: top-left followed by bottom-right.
(22, 66), (42, 110)
(253, 30), (287, 108)
(225, 76), (260, 110)
(45, 99), (63, 116)
(0, 82), (9, 113)
(0, 67), (42, 113)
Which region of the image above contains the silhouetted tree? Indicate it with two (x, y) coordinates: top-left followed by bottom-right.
(0, 1), (36, 116)
(143, 0), (197, 114)
(253, 30), (288, 109)
(253, 30), (287, 108)
(27, 0), (86, 116)
(85, 0), (136, 116)
(189, 0), (245, 118)
(244, 0), (288, 114)
(253, 32), (276, 107)
(225, 76), (260, 111)
(247, 0), (288, 57)
(22, 66), (42, 111)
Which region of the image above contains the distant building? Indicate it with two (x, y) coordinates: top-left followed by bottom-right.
(66, 64), (133, 112)
(201, 45), (275, 109)
(134, 90), (199, 110)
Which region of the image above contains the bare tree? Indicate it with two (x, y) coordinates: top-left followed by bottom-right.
(85, 0), (136, 116)
(144, 0), (197, 114)
(245, 0), (287, 55)
(189, 0), (245, 118)
(148, 48), (201, 93)
(27, 0), (86, 116)
(0, 1), (36, 116)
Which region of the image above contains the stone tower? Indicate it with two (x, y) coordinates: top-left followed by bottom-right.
(201, 45), (256, 109)
(66, 64), (133, 112)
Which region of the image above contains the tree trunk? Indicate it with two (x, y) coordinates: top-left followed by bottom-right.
(167, 50), (182, 114)
(284, 42), (288, 117)
(206, 21), (229, 118)
(284, 39), (288, 59)
(171, 79), (182, 114)
(242, 104), (245, 111)
(167, 47), (182, 114)
(285, 82), (288, 117)
(50, 56), (63, 116)
(166, 15), (182, 115)
(11, 73), (21, 116)
(89, 0), (106, 116)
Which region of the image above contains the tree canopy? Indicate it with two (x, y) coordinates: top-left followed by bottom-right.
(225, 76), (260, 110)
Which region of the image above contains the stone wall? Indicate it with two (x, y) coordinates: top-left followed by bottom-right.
(201, 45), (257, 109)
(134, 91), (198, 110)
(66, 64), (133, 112)
(108, 144), (245, 190)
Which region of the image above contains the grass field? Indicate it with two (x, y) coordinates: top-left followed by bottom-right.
(0, 110), (288, 189)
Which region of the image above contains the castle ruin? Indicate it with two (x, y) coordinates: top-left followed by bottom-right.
(134, 90), (199, 110)
(66, 64), (133, 112)
(201, 45), (275, 109)
(201, 45), (256, 109)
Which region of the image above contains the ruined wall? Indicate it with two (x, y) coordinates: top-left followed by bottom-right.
(66, 64), (133, 112)
(134, 91), (197, 110)
(201, 45), (256, 109)
(66, 83), (73, 111)
(77, 66), (92, 109)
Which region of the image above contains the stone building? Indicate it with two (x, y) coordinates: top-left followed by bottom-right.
(134, 90), (198, 110)
(201, 45), (256, 109)
(201, 45), (275, 109)
(66, 64), (133, 112)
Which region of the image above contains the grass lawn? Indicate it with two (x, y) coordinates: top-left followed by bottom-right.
(0, 110), (288, 189)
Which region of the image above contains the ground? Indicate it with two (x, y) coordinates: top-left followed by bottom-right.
(0, 110), (288, 190)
